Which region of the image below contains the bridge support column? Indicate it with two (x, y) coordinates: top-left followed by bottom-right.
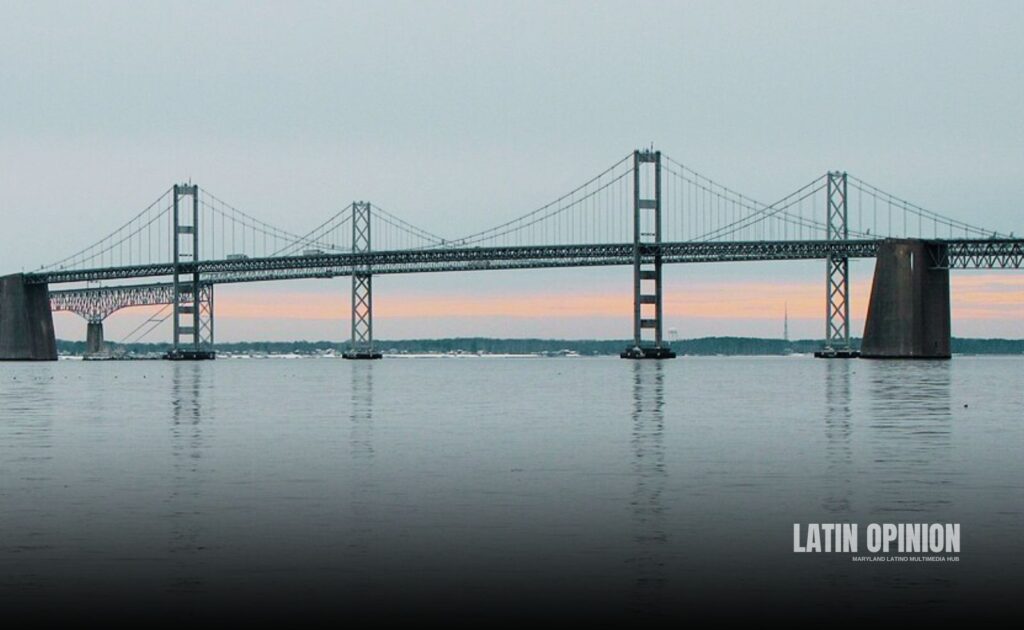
(166, 184), (214, 361)
(816, 172), (859, 359)
(344, 201), (381, 360)
(622, 149), (675, 360)
(861, 239), (951, 359)
(0, 273), (57, 360)
(85, 320), (105, 357)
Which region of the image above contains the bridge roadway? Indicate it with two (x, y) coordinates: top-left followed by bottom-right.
(31, 239), (884, 285)
(33, 238), (1022, 288)
(45, 238), (1022, 323)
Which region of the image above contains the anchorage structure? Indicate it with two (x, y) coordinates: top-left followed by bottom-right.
(166, 183), (215, 360)
(344, 201), (381, 359)
(815, 171), (858, 358)
(621, 149), (675, 359)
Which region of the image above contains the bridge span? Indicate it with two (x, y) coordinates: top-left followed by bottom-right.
(2, 149), (1021, 361)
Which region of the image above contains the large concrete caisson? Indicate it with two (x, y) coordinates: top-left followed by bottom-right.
(861, 240), (951, 359)
(0, 273), (57, 361)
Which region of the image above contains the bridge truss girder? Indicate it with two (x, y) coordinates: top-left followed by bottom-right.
(50, 282), (214, 344)
(50, 282), (182, 322)
(41, 237), (1020, 356)
(933, 240), (1024, 269)
(27, 239), (896, 285)
(47, 237), (1020, 299)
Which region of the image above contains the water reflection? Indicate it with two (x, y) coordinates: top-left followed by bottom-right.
(866, 361), (954, 516)
(822, 360), (853, 515)
(166, 362), (208, 595)
(0, 356), (1018, 618)
(628, 361), (668, 616)
(0, 365), (56, 577)
(349, 363), (375, 462)
(346, 362), (378, 597)
(0, 365), (56, 458)
(861, 360), (956, 610)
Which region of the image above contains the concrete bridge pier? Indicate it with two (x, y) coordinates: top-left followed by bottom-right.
(85, 320), (105, 357)
(861, 239), (951, 359)
(0, 273), (57, 360)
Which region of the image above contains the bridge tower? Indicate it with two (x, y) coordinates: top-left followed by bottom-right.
(815, 171), (858, 358)
(344, 201), (382, 360)
(621, 149), (675, 359)
(166, 184), (215, 360)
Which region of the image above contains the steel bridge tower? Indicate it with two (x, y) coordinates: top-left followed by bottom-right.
(815, 171), (858, 358)
(166, 183), (215, 360)
(344, 201), (382, 359)
(621, 149), (675, 359)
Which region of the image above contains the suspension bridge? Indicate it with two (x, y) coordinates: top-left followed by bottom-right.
(1, 148), (1020, 361)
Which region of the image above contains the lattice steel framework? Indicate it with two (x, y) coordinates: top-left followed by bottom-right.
(345, 202), (380, 359)
(50, 280), (213, 335)
(170, 184), (214, 357)
(623, 149), (675, 359)
(823, 171), (853, 354)
(51, 282), (173, 322)
(934, 239), (1024, 269)
(198, 284), (214, 348)
(30, 239), (890, 285)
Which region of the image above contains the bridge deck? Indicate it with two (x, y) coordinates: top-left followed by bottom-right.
(33, 238), (1022, 287)
(30, 239), (889, 285)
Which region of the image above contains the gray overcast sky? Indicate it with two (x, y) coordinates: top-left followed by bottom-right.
(1, 1), (1021, 340)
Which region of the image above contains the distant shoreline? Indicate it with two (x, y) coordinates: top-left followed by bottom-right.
(55, 337), (1024, 358)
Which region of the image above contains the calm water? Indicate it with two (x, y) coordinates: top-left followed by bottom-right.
(1, 356), (1021, 620)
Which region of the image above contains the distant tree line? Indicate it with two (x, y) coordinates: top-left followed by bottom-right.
(56, 336), (1024, 356)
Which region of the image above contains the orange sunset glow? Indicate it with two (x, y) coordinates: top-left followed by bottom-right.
(209, 275), (1021, 322)
(51, 273), (1022, 342)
